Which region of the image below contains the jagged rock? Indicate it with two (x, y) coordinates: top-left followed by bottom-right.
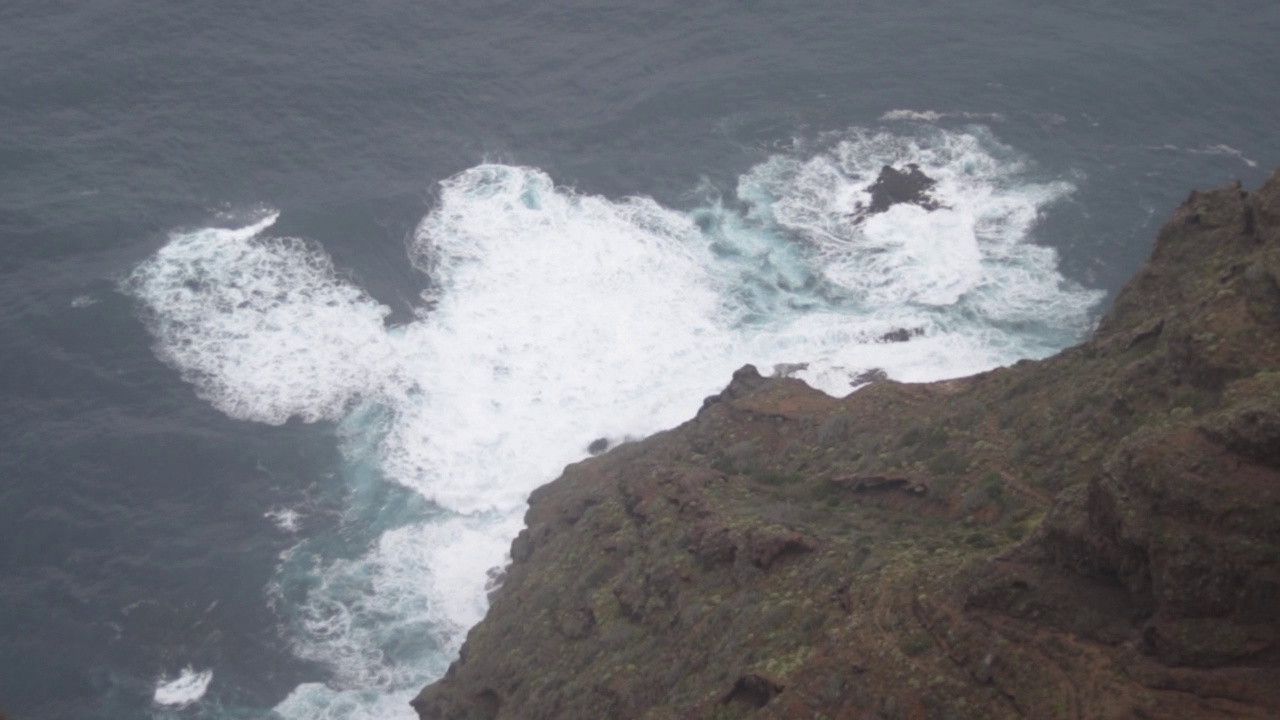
(851, 367), (889, 386)
(879, 327), (925, 343)
(414, 169), (1280, 720)
(850, 163), (944, 224)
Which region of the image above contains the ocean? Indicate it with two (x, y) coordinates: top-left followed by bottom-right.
(1, 1), (1277, 718)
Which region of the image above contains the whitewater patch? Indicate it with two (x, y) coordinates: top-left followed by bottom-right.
(124, 125), (1103, 719)
(1146, 142), (1259, 168)
(265, 506), (304, 533)
(735, 127), (1100, 382)
(124, 212), (400, 425)
(153, 667), (213, 708)
(880, 109), (1006, 123)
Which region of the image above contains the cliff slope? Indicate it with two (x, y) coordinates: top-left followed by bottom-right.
(414, 169), (1280, 720)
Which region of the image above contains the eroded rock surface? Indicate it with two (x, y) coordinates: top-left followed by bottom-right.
(414, 170), (1280, 720)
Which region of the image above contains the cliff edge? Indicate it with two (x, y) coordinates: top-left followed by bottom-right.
(414, 169), (1280, 720)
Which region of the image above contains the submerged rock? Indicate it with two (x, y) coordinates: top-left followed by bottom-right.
(414, 169), (1280, 720)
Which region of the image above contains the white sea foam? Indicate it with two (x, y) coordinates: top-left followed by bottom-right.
(1201, 144), (1258, 167)
(1146, 143), (1259, 168)
(737, 127), (1100, 389)
(265, 506), (304, 533)
(880, 109), (1006, 123)
(152, 667), (212, 708)
(387, 165), (739, 515)
(273, 514), (518, 719)
(125, 126), (1103, 719)
(123, 212), (400, 425)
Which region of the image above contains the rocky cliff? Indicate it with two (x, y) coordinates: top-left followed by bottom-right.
(413, 169), (1280, 720)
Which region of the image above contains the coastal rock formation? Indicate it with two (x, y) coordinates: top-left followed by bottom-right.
(850, 164), (944, 224)
(413, 169), (1280, 719)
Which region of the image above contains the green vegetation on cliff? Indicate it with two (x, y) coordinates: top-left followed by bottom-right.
(414, 170), (1280, 720)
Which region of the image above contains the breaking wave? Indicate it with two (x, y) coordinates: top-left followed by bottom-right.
(153, 667), (213, 708)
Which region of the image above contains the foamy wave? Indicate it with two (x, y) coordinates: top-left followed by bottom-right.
(152, 667), (212, 708)
(265, 506), (303, 533)
(1146, 143), (1259, 168)
(390, 165), (739, 514)
(289, 515), (513, 688)
(272, 682), (413, 720)
(1202, 144), (1258, 167)
(880, 109), (1006, 123)
(737, 127), (1101, 391)
(124, 211), (401, 425)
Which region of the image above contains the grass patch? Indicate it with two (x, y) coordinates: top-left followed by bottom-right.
(927, 451), (969, 477)
(751, 468), (798, 486)
(900, 631), (934, 657)
(1171, 388), (1221, 415)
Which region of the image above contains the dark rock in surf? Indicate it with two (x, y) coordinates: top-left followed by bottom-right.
(879, 327), (925, 343)
(869, 163), (942, 213)
(852, 368), (889, 386)
(587, 437), (609, 455)
(850, 164), (944, 225)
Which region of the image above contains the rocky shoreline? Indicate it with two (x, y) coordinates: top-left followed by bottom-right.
(413, 169), (1280, 719)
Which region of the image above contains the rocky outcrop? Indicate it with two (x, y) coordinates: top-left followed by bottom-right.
(850, 164), (944, 224)
(414, 169), (1280, 719)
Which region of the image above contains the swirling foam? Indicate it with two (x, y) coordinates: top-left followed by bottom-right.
(123, 213), (400, 425)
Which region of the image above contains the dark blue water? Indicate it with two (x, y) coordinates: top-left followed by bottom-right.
(2, 1), (1277, 718)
